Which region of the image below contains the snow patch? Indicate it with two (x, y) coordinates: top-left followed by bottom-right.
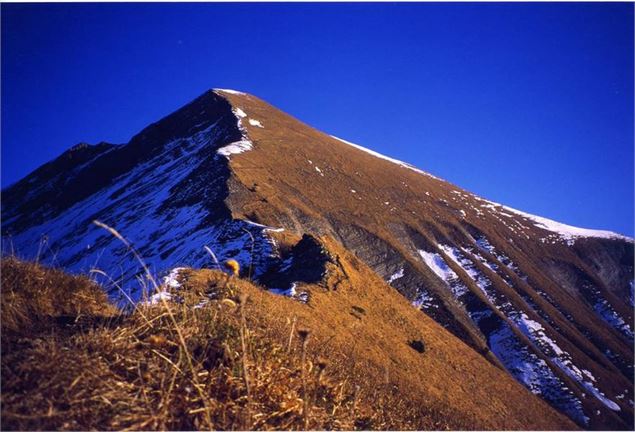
(330, 135), (441, 180)
(145, 267), (187, 306)
(270, 282), (297, 297)
(413, 290), (437, 310)
(163, 267), (186, 289)
(474, 236), (524, 278)
(475, 197), (631, 243)
(418, 249), (468, 298)
(590, 287), (634, 340)
(217, 140), (253, 157)
(439, 244), (493, 298)
(215, 88), (246, 95)
(248, 118), (263, 128)
(505, 204), (629, 243)
(217, 105), (255, 158)
(387, 268), (404, 284)
(146, 290), (173, 305)
(269, 283), (309, 304)
(419, 250), (454, 282)
(488, 324), (588, 424)
(448, 243), (621, 413)
(243, 219), (285, 233)
(462, 246), (498, 272)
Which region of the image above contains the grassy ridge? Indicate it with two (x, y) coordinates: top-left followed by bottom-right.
(1, 247), (577, 431)
(0, 258), (436, 430)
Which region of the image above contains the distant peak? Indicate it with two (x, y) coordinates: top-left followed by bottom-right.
(68, 141), (115, 153)
(69, 142), (91, 151)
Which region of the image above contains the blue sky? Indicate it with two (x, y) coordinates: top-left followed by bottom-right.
(2, 3), (633, 236)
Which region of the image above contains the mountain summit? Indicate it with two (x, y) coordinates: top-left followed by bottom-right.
(2, 89), (633, 429)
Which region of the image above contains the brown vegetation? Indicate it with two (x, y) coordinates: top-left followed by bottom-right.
(1, 257), (116, 335)
(1, 258), (378, 430)
(1, 252), (576, 430)
(3, 88), (631, 429)
(218, 90), (633, 429)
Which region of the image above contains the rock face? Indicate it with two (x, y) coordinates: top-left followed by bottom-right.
(2, 88), (633, 429)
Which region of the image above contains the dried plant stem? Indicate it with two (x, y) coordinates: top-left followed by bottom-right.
(239, 295), (252, 429)
(35, 235), (48, 264)
(93, 220), (157, 291)
(351, 384), (360, 417)
(220, 273), (233, 297)
(299, 330), (311, 430)
(89, 268), (150, 326)
(203, 245), (221, 270)
(286, 316), (297, 353)
(92, 220), (213, 429)
(157, 288), (213, 429)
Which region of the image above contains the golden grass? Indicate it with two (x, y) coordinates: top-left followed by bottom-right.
(1, 258), (438, 430)
(0, 222), (576, 430)
(180, 238), (578, 432)
(1, 257), (117, 335)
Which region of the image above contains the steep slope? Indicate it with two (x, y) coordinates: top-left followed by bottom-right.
(2, 91), (279, 295)
(218, 90), (634, 429)
(180, 235), (578, 430)
(2, 89), (633, 429)
(1, 256), (574, 431)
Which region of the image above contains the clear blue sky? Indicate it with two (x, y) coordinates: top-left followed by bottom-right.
(2, 3), (633, 236)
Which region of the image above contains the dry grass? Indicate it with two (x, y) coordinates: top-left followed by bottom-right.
(1, 258), (439, 431)
(1, 257), (117, 335)
(1, 241), (578, 431)
(221, 90), (632, 429)
(1, 210), (580, 431)
(179, 240), (578, 432)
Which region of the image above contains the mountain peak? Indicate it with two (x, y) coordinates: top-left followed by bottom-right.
(214, 88), (248, 96)
(2, 89), (633, 429)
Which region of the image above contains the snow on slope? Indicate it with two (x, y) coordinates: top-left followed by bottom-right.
(214, 88), (247, 95)
(586, 283), (634, 340)
(473, 197), (631, 244)
(437, 242), (621, 415)
(145, 267), (186, 305)
(387, 268), (405, 284)
(217, 140), (253, 157)
(419, 244), (588, 424)
(474, 236), (524, 277)
(330, 133), (629, 247)
(502, 204), (631, 243)
(487, 323), (589, 425)
(6, 119), (281, 304)
(475, 233), (632, 341)
(330, 135), (442, 180)
(418, 250), (468, 298)
(216, 102), (255, 157)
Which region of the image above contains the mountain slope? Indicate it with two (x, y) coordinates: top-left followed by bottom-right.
(1, 256), (575, 430)
(2, 89), (633, 429)
(184, 235), (578, 430)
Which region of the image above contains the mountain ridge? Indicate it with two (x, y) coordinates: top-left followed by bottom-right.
(2, 88), (633, 429)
